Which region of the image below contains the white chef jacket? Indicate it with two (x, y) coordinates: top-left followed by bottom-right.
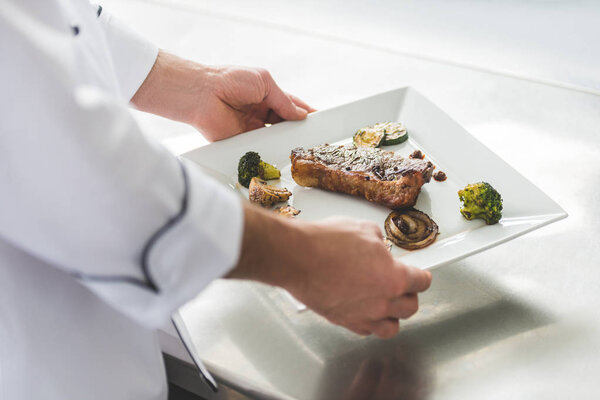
(0, 1), (244, 399)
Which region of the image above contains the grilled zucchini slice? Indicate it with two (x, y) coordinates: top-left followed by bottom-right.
(380, 122), (408, 145)
(353, 122), (408, 147)
(353, 126), (384, 148)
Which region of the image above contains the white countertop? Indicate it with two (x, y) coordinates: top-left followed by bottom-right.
(103, 1), (600, 398)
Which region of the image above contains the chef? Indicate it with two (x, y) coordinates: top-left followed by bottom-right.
(0, 1), (432, 399)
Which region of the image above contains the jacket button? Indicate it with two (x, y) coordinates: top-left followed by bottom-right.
(71, 25), (80, 36)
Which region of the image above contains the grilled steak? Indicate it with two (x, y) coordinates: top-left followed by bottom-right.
(290, 144), (434, 209)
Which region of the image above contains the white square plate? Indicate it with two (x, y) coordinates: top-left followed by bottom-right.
(182, 87), (567, 269)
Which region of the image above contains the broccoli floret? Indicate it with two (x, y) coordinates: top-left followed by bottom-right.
(238, 152), (281, 187)
(458, 182), (503, 225)
(238, 151), (261, 188)
(258, 161), (281, 180)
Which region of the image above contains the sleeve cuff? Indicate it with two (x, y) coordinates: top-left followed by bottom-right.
(74, 155), (245, 329)
(142, 159), (245, 325)
(99, 11), (159, 101)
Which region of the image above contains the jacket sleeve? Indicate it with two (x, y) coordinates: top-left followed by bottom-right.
(94, 3), (159, 101)
(0, 1), (244, 328)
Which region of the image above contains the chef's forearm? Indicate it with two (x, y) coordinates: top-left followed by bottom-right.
(226, 203), (310, 292)
(131, 51), (213, 124)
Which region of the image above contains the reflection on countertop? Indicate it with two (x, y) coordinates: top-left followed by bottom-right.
(180, 265), (562, 399)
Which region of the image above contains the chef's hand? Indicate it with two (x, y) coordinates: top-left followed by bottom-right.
(228, 204), (432, 339)
(289, 217), (432, 338)
(131, 51), (315, 142)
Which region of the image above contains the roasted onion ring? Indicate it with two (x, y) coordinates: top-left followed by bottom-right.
(385, 209), (439, 250)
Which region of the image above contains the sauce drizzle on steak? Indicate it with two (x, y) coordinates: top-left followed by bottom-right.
(304, 145), (433, 181)
(290, 144), (434, 209)
(433, 170), (447, 182)
(409, 149), (425, 160)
